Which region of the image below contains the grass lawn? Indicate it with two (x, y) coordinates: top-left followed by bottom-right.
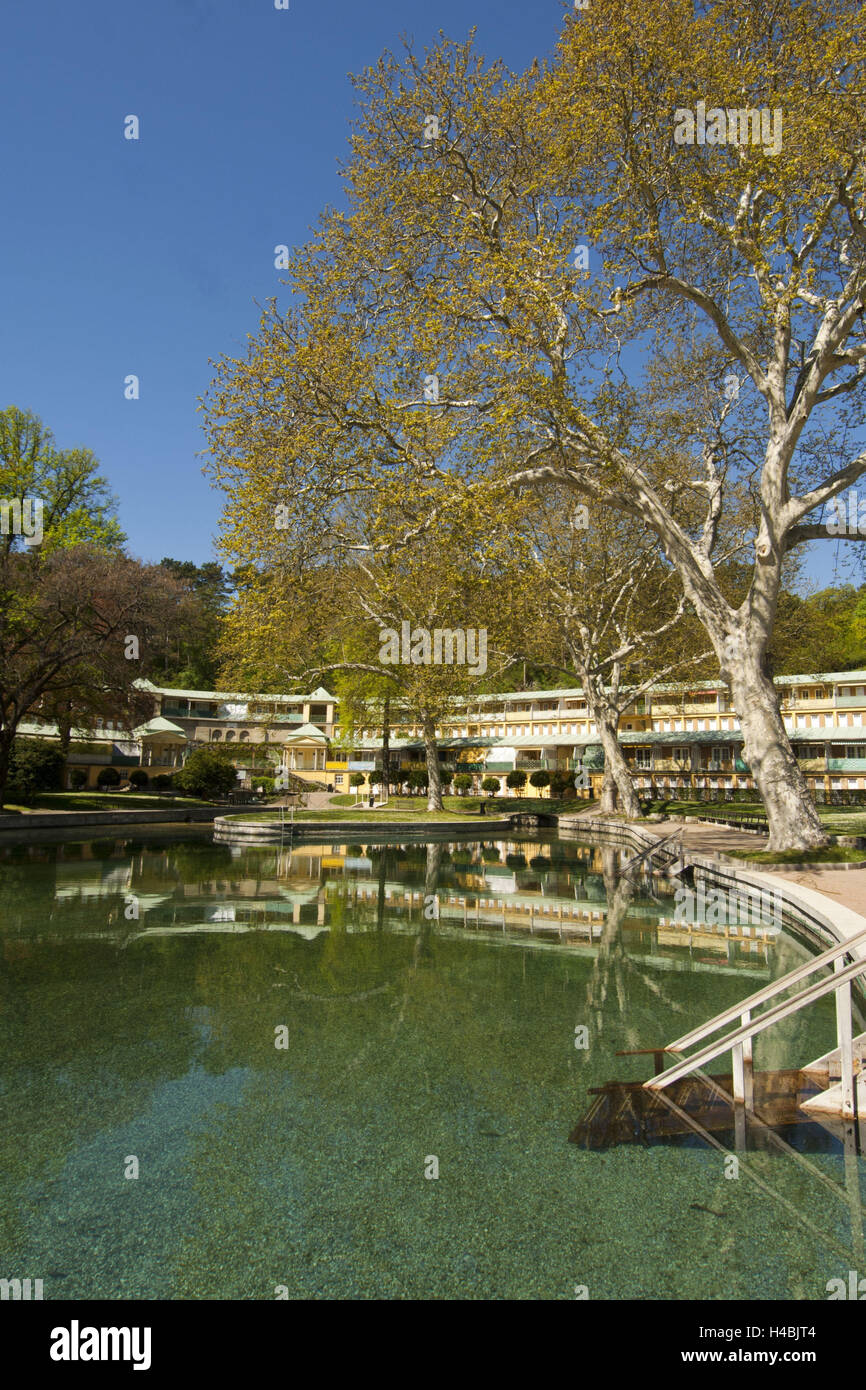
(1, 791), (209, 814)
(644, 798), (768, 819)
(728, 846), (866, 864)
(644, 797), (866, 835)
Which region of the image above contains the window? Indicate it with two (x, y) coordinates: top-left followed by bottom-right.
(831, 744), (866, 760)
(634, 748), (652, 769)
(671, 746), (689, 763)
(797, 743), (824, 760)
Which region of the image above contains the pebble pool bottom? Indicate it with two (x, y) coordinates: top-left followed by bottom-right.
(0, 830), (862, 1300)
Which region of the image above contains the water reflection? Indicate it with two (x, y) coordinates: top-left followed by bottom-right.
(0, 831), (863, 1299)
(0, 833), (785, 976)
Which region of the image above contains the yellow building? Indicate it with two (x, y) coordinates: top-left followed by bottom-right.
(21, 672), (866, 802)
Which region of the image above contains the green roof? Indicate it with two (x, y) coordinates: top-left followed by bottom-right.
(134, 717), (188, 739)
(136, 679), (306, 705)
(282, 723), (328, 742)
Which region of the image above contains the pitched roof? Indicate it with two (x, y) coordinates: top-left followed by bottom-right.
(281, 723), (328, 742)
(134, 717), (188, 739)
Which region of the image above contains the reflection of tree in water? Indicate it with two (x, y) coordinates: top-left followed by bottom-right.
(585, 848), (687, 1052)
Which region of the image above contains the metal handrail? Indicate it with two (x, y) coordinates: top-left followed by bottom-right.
(645, 954), (866, 1115)
(620, 827), (683, 874)
(667, 920), (866, 1053)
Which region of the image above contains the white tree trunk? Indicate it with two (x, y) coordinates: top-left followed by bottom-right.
(597, 717), (642, 818)
(729, 656), (827, 852)
(423, 716), (444, 812)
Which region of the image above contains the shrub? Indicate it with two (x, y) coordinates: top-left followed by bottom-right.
(349, 772), (366, 790)
(550, 770), (573, 798)
(481, 776), (500, 796)
(129, 769), (149, 789)
(529, 770), (551, 791)
(408, 769), (428, 794)
(453, 773), (473, 795)
(506, 852), (527, 868)
(175, 748), (239, 799)
(68, 768), (88, 790)
(96, 766), (121, 789)
(152, 774), (173, 790)
(9, 739), (65, 797)
(506, 770), (527, 792)
(481, 846), (501, 862)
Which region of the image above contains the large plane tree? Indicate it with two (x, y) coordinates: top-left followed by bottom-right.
(203, 1), (865, 849)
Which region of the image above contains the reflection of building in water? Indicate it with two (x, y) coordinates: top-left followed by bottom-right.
(4, 835), (775, 973)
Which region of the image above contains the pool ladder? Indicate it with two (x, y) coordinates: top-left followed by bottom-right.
(643, 921), (866, 1118)
(278, 803), (295, 845)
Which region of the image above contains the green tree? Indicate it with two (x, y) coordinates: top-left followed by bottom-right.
(529, 770), (550, 792)
(481, 776), (500, 797)
(155, 559), (232, 687)
(203, 9), (866, 850)
(506, 770), (527, 793)
(173, 747), (238, 799)
(0, 406), (125, 558)
(7, 739), (64, 800)
(453, 772), (473, 795)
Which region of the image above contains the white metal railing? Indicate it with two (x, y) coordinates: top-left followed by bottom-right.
(645, 922), (866, 1118)
(619, 827), (684, 875)
(278, 802), (295, 843)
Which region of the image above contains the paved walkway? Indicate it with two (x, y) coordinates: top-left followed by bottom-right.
(639, 816), (866, 918)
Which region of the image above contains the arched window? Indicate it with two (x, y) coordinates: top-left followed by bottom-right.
(239, 730), (249, 742)
(225, 730), (236, 742)
(211, 730), (222, 741)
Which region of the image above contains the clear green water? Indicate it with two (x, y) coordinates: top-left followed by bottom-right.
(0, 830), (863, 1300)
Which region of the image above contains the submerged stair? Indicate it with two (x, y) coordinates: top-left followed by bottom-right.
(569, 1068), (834, 1150)
(801, 1030), (866, 1116)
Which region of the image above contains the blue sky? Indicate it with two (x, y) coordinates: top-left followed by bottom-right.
(1, 0), (561, 568)
(0, 1), (854, 588)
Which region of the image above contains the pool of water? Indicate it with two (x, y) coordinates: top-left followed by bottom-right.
(1, 830), (863, 1300)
